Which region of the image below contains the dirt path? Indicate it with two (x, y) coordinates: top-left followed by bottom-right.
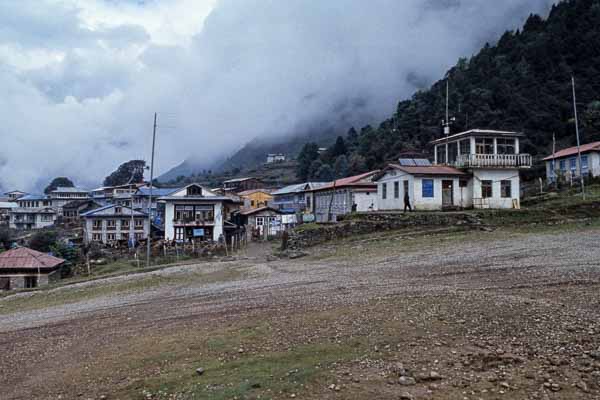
(1, 227), (600, 399)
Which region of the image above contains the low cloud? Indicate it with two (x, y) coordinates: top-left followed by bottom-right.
(0, 0), (555, 191)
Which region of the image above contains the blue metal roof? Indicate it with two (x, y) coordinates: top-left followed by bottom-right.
(18, 194), (49, 201)
(137, 187), (181, 197)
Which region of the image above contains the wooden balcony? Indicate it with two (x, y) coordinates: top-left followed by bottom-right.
(173, 219), (215, 226)
(454, 153), (532, 168)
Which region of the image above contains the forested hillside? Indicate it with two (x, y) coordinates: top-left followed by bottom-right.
(298, 0), (600, 180)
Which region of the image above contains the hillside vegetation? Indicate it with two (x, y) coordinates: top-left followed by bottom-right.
(297, 0), (600, 180)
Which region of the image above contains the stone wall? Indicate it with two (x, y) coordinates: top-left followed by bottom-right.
(288, 211), (483, 249)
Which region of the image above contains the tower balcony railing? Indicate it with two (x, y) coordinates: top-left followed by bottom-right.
(453, 153), (532, 168)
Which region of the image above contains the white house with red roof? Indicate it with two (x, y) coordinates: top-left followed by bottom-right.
(375, 161), (472, 211)
(0, 247), (65, 290)
(543, 141), (600, 182)
(308, 171), (380, 222)
(427, 129), (531, 209)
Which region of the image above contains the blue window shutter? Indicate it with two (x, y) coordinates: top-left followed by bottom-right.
(422, 179), (434, 198)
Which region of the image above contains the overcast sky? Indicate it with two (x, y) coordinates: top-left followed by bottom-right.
(0, 0), (556, 192)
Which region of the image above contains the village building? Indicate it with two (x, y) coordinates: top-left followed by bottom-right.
(238, 206), (287, 240)
(238, 189), (273, 209)
(266, 153), (286, 164)
(81, 205), (150, 245)
(4, 190), (28, 201)
(0, 201), (18, 226)
(16, 194), (52, 208)
(222, 177), (264, 193)
(375, 160), (471, 211)
(48, 186), (89, 215)
(0, 247), (64, 290)
(271, 182), (328, 214)
(430, 129), (531, 209)
(159, 183), (242, 242)
(9, 207), (56, 230)
(543, 141), (600, 182)
(309, 171), (379, 222)
(62, 199), (102, 223)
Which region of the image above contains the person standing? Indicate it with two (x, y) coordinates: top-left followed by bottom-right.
(404, 190), (412, 212)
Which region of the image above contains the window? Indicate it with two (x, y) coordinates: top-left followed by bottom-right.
(497, 138), (516, 154)
(256, 217), (264, 226)
(569, 157), (577, 174)
(394, 181), (400, 199)
(459, 139), (470, 155)
(115, 207), (122, 214)
(481, 180), (493, 198)
(107, 220), (116, 230)
(559, 159), (566, 172)
(501, 180), (512, 198)
(251, 200), (255, 207)
(422, 179), (434, 198)
(92, 219), (102, 229)
(24, 276), (38, 289)
(175, 227), (185, 241)
(382, 183), (387, 199)
(134, 218), (144, 228)
(582, 155), (589, 174)
(475, 138), (494, 154)
(306, 196), (311, 209)
(436, 146), (446, 164)
(187, 185), (202, 196)
(121, 219), (130, 229)
(107, 233), (116, 241)
(448, 142), (458, 164)
(459, 180), (468, 188)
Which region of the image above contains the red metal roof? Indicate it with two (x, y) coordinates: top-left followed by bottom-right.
(310, 170), (380, 191)
(387, 164), (467, 176)
(542, 141), (600, 161)
(0, 247), (65, 270)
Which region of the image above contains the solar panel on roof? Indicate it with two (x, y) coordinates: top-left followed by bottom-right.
(398, 158), (417, 166)
(413, 158), (432, 166)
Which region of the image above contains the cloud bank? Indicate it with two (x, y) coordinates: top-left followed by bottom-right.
(0, 0), (556, 191)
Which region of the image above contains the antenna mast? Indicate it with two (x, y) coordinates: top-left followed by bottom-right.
(571, 76), (585, 199)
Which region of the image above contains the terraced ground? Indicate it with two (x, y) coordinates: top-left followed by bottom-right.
(1, 223), (600, 400)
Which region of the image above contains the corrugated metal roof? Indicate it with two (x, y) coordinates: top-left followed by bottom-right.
(543, 141), (600, 160)
(18, 194), (49, 201)
(0, 202), (18, 209)
(237, 189), (273, 196)
(81, 204), (147, 217)
(136, 187), (181, 196)
(271, 182), (328, 195)
(0, 247), (64, 270)
(385, 164), (467, 176)
(309, 171), (380, 192)
(51, 187), (88, 193)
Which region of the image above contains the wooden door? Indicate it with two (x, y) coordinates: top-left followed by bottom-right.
(442, 180), (453, 207)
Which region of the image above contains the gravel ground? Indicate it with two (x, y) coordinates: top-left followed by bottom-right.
(1, 227), (600, 399)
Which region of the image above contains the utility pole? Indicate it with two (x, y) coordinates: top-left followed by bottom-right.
(571, 76), (585, 199)
(146, 112), (157, 267)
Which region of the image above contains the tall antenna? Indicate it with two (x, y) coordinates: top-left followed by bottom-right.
(571, 76), (585, 199)
(441, 78), (455, 164)
(146, 112), (157, 267)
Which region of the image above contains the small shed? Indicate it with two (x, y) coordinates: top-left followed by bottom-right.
(239, 207), (285, 240)
(0, 247), (65, 290)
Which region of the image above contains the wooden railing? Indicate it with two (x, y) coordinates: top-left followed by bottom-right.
(454, 153), (532, 168)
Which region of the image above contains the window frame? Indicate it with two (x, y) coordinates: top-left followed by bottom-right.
(421, 179), (434, 198)
(394, 181), (400, 199)
(481, 180), (493, 199)
(500, 180), (512, 198)
(381, 183), (387, 200)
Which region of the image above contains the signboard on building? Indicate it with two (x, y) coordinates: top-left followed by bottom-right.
(302, 214), (315, 223)
(193, 228), (205, 237)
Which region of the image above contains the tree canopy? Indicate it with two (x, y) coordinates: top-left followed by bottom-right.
(44, 177), (74, 194)
(103, 160), (146, 187)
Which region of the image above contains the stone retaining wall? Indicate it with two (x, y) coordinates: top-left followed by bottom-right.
(289, 212), (483, 249)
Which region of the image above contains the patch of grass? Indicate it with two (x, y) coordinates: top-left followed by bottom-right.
(0, 266), (245, 315)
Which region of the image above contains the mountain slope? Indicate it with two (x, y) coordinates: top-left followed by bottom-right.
(327, 0), (600, 172)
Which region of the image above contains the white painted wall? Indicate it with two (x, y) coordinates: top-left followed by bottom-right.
(546, 151), (600, 181)
(472, 169), (520, 209)
(353, 191), (377, 211)
(377, 170), (471, 211)
(163, 201), (223, 241)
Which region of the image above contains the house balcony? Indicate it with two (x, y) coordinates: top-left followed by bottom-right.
(453, 153), (532, 169)
(173, 219), (215, 226)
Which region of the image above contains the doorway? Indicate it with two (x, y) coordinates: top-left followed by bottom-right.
(442, 180), (454, 208)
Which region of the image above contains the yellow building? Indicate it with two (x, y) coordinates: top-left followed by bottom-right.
(238, 189), (273, 209)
